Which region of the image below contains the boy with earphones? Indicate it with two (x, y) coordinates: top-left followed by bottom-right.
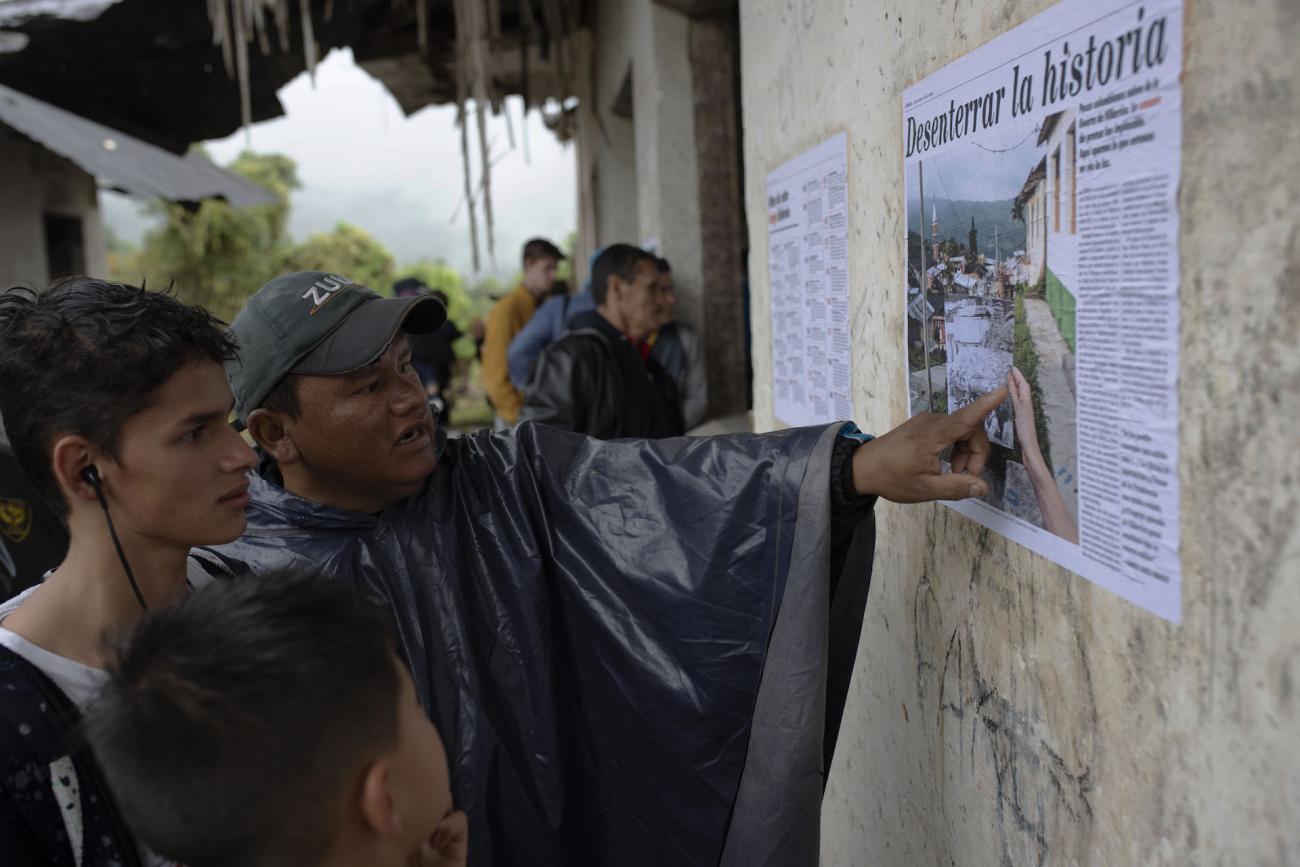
(0, 277), (257, 865)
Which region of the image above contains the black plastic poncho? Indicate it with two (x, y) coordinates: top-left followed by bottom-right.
(199, 421), (875, 866)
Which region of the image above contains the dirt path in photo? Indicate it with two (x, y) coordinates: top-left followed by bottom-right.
(1023, 296), (1079, 519)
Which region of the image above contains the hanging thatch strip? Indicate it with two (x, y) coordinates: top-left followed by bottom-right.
(517, 0), (533, 164)
(453, 0), (482, 273)
(249, 0), (273, 56)
(503, 98), (516, 150)
(416, 0), (428, 54)
(299, 0), (317, 83)
(232, 0), (252, 131)
(466, 0), (496, 269)
(539, 0), (568, 94)
(208, 0), (235, 77)
(274, 0), (291, 53)
(208, 0), (306, 138)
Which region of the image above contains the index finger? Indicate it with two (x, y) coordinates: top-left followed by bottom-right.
(947, 386), (1008, 435)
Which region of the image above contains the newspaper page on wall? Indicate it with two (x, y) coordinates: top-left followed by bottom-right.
(768, 132), (852, 427)
(902, 0), (1183, 621)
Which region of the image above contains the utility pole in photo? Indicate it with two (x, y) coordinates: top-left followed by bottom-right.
(993, 223), (1001, 296)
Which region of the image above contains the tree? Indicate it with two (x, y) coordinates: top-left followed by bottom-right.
(283, 222), (396, 293)
(111, 150), (299, 321)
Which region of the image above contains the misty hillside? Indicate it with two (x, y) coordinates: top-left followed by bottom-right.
(905, 197), (1026, 258)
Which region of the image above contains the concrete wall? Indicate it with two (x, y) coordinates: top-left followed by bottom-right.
(0, 125), (107, 288)
(740, 1), (1299, 864)
(577, 0), (702, 301)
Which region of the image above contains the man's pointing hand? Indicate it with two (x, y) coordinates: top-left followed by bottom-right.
(851, 387), (1009, 503)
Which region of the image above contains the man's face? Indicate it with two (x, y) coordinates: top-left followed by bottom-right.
(656, 270), (676, 328)
(609, 259), (665, 341)
(386, 655), (455, 857)
(522, 256), (560, 294)
(287, 336), (437, 511)
(106, 360), (256, 548)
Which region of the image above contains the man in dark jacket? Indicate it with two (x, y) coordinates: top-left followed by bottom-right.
(520, 245), (682, 439)
(206, 268), (1006, 867)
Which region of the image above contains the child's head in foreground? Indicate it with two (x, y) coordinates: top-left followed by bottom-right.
(85, 571), (465, 867)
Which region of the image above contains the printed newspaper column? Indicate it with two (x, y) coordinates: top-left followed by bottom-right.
(900, 0), (1183, 621)
(767, 133), (852, 427)
(1074, 72), (1181, 593)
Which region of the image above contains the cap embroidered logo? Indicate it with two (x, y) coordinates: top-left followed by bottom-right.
(301, 274), (352, 315)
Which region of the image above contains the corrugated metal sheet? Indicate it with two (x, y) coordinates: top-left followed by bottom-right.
(0, 0), (121, 27)
(0, 81), (275, 206)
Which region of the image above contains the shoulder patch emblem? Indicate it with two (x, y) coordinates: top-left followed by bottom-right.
(0, 498), (31, 543)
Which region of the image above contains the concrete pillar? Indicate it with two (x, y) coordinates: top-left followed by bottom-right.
(573, 0), (749, 419)
(630, 1), (704, 322)
(688, 12), (748, 416)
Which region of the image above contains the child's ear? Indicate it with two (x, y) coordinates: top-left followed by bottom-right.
(358, 760), (402, 837)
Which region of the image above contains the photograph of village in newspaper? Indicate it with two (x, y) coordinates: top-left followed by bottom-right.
(906, 106), (1081, 546)
(903, 0), (1183, 621)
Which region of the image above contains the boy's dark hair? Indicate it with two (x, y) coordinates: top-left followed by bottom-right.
(590, 244), (656, 305)
(0, 278), (237, 519)
(521, 237), (565, 265)
(85, 571), (403, 867)
(654, 256), (672, 274)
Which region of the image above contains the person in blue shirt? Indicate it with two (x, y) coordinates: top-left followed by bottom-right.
(507, 249), (602, 390)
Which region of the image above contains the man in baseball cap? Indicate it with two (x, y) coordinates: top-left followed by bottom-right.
(205, 267), (1005, 866)
(227, 271), (446, 514)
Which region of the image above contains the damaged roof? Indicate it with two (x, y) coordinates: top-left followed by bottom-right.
(0, 0), (588, 153)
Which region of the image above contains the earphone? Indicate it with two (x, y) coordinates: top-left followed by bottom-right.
(82, 464), (148, 611)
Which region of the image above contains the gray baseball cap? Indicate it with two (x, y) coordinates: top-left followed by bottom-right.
(228, 271), (446, 422)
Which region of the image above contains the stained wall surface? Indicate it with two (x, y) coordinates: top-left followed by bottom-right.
(738, 1), (1299, 863)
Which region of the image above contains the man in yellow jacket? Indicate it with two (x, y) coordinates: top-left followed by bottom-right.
(483, 238), (565, 426)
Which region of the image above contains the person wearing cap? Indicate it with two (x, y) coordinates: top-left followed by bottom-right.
(227, 272), (446, 514)
(393, 278), (464, 410)
(204, 267), (1007, 867)
(481, 238), (565, 427)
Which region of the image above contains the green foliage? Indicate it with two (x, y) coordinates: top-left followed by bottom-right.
(1013, 293), (1053, 473)
(556, 230), (578, 286)
(283, 222), (396, 294)
(110, 149), (300, 322)
(449, 395), (494, 429)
